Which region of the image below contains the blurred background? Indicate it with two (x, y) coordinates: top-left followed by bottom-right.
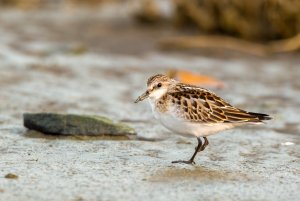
(0, 1), (299, 201)
(1, 0), (300, 117)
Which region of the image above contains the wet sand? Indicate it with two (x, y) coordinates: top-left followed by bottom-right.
(0, 9), (299, 201)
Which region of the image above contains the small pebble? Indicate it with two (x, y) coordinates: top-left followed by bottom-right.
(281, 142), (295, 146)
(5, 173), (18, 179)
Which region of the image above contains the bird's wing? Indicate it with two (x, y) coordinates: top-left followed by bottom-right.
(168, 84), (263, 123)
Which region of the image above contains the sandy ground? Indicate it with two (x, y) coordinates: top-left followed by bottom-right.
(0, 8), (299, 201)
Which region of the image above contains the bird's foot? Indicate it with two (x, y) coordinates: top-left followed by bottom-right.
(171, 160), (195, 165)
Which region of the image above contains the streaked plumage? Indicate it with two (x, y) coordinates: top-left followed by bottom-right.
(135, 74), (271, 164)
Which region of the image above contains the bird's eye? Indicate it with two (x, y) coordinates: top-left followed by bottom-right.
(157, 83), (162, 88)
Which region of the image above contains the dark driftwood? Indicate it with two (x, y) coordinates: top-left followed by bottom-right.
(160, 34), (300, 56)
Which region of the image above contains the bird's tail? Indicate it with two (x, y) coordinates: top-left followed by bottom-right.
(248, 112), (272, 121)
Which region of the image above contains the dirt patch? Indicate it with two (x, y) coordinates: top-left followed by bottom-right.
(149, 166), (253, 182)
(274, 123), (300, 135)
(28, 63), (75, 77)
(0, 71), (28, 88)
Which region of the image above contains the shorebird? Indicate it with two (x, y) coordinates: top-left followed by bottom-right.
(135, 74), (271, 164)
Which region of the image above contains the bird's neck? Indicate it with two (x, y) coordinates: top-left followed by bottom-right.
(149, 88), (167, 101)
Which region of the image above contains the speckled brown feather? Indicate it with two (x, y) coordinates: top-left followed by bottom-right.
(166, 83), (268, 123)
(156, 94), (169, 113)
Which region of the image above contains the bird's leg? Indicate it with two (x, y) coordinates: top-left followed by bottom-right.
(199, 137), (209, 152)
(172, 137), (202, 165)
(195, 137), (209, 152)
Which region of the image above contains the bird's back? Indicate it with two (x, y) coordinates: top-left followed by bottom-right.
(157, 83), (271, 124)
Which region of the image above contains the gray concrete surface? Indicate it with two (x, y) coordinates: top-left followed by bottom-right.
(0, 9), (299, 201)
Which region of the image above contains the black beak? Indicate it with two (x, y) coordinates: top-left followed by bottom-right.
(134, 90), (149, 103)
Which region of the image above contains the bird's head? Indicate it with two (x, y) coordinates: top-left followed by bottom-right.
(135, 74), (175, 103)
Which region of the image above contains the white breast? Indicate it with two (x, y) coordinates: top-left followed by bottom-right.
(149, 99), (235, 137)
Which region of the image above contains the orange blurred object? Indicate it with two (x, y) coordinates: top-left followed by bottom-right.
(167, 69), (225, 88)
